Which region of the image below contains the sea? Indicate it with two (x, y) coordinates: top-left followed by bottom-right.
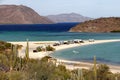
(0, 23), (120, 65)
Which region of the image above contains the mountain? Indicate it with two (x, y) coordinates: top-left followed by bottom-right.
(69, 17), (120, 33)
(47, 13), (93, 23)
(0, 5), (53, 24)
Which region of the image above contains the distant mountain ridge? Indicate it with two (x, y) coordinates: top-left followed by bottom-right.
(0, 5), (53, 24)
(47, 13), (93, 23)
(69, 17), (120, 33)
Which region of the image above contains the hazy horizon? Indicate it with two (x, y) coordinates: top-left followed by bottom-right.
(0, 0), (120, 18)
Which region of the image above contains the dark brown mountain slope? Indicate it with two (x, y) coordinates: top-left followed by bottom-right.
(69, 17), (120, 32)
(0, 5), (53, 24)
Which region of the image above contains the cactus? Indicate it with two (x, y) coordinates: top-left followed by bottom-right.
(77, 69), (80, 80)
(77, 69), (83, 80)
(9, 44), (13, 80)
(13, 45), (18, 68)
(13, 44), (18, 58)
(94, 56), (97, 80)
(10, 44), (13, 71)
(115, 76), (118, 80)
(19, 57), (23, 70)
(25, 39), (29, 62)
(80, 69), (83, 80)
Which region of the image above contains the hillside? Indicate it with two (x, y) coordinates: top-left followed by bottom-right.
(47, 13), (93, 23)
(0, 5), (53, 24)
(69, 17), (120, 32)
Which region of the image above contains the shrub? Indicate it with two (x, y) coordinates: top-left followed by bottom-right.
(0, 45), (5, 51)
(5, 43), (12, 49)
(36, 46), (42, 52)
(41, 56), (52, 62)
(46, 45), (55, 51)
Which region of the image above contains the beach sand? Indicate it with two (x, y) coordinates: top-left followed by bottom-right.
(10, 39), (120, 73)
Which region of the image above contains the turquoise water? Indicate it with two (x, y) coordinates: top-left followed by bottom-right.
(50, 41), (120, 65)
(1, 31), (120, 41)
(0, 31), (120, 65)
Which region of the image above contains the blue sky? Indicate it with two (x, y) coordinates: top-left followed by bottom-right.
(1, 0), (120, 18)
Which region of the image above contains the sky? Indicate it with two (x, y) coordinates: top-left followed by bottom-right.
(0, 0), (120, 18)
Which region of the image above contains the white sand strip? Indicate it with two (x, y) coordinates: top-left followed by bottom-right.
(54, 39), (120, 51)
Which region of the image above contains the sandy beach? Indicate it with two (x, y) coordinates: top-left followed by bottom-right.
(10, 39), (120, 73)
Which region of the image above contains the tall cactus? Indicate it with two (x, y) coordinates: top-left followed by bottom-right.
(9, 44), (13, 80)
(77, 69), (83, 80)
(10, 44), (13, 71)
(10, 44), (18, 70)
(80, 69), (83, 80)
(25, 39), (29, 62)
(115, 76), (118, 80)
(20, 57), (23, 70)
(13, 44), (18, 68)
(13, 44), (18, 58)
(77, 69), (80, 80)
(94, 56), (97, 80)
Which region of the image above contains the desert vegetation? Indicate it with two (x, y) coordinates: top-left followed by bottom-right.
(35, 45), (55, 52)
(0, 40), (120, 80)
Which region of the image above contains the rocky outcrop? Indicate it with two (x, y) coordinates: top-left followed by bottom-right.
(69, 17), (120, 33)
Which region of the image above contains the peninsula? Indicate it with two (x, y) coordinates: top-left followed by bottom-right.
(70, 17), (120, 32)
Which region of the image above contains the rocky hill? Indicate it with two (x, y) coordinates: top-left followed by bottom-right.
(69, 17), (120, 33)
(0, 5), (53, 24)
(47, 13), (93, 23)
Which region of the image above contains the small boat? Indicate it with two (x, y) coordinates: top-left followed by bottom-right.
(73, 50), (79, 54)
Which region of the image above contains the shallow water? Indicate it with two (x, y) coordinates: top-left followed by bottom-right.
(50, 41), (120, 65)
(1, 31), (120, 41)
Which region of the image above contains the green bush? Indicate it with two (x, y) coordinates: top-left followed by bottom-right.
(36, 46), (42, 52)
(40, 56), (52, 62)
(97, 64), (110, 80)
(46, 45), (55, 51)
(5, 43), (12, 49)
(0, 45), (5, 51)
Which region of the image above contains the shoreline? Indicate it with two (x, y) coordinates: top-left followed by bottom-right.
(55, 58), (120, 73)
(10, 39), (120, 73)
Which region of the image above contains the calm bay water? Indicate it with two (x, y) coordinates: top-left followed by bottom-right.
(0, 23), (120, 65)
(1, 31), (120, 41)
(50, 41), (120, 65)
(0, 23), (120, 41)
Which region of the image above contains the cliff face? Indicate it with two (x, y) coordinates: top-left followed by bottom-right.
(47, 13), (93, 23)
(0, 5), (53, 24)
(69, 17), (120, 33)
